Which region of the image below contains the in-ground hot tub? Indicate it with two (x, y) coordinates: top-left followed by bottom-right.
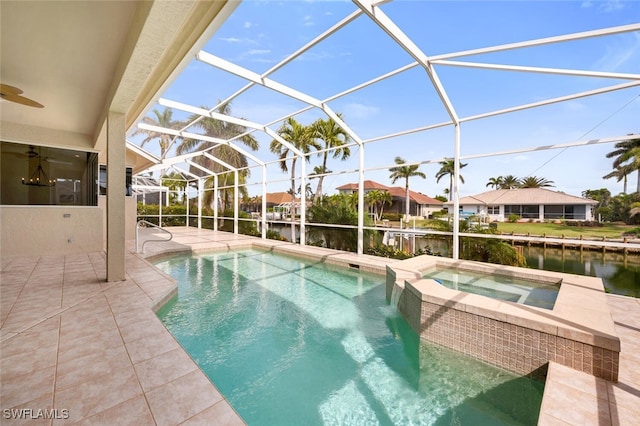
(386, 255), (620, 382)
(423, 267), (559, 310)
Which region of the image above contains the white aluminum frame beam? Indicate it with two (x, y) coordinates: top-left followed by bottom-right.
(432, 60), (640, 81)
(352, 0), (459, 125)
(138, 120), (263, 167)
(461, 81), (640, 123)
(181, 9), (363, 138)
(431, 23), (640, 61)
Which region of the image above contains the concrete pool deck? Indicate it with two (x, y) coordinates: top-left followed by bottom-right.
(1, 227), (639, 424)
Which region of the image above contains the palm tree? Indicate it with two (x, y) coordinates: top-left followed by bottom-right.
(365, 190), (392, 222)
(499, 175), (521, 189)
(603, 165), (632, 194)
(389, 157), (426, 219)
(435, 159), (467, 201)
(132, 107), (182, 159)
(486, 176), (504, 189)
(311, 116), (351, 203)
(161, 171), (187, 205)
(605, 136), (640, 194)
(309, 165), (331, 202)
(270, 117), (320, 236)
(520, 176), (555, 188)
(176, 102), (259, 210)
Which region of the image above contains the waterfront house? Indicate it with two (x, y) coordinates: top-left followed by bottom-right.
(336, 180), (443, 219)
(443, 188), (598, 222)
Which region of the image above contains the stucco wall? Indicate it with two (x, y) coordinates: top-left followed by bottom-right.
(98, 196), (138, 250)
(0, 206), (103, 257)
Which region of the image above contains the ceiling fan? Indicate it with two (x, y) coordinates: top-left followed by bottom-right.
(0, 83), (44, 108)
(6, 145), (72, 165)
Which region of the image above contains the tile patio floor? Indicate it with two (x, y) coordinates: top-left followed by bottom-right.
(1, 227), (639, 425)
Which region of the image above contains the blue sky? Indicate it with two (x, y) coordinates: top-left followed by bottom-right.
(136, 0), (640, 199)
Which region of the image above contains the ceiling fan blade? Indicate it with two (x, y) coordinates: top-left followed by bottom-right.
(0, 84), (44, 108)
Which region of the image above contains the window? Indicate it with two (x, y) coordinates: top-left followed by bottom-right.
(98, 165), (132, 196)
(1, 141), (98, 206)
(487, 205), (499, 214)
(543, 205), (586, 220)
(504, 205), (539, 218)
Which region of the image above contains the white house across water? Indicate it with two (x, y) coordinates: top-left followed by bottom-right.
(443, 188), (598, 222)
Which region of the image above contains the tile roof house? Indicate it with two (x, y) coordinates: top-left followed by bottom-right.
(443, 188), (598, 222)
(336, 180), (443, 218)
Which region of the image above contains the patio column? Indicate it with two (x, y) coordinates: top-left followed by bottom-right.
(106, 112), (126, 282)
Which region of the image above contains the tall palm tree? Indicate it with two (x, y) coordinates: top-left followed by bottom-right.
(499, 175), (521, 189)
(132, 107), (181, 159)
(605, 136), (640, 194)
(486, 176), (504, 189)
(176, 102), (259, 210)
(435, 159), (467, 201)
(309, 165), (331, 202)
(603, 165), (632, 194)
(161, 171), (187, 205)
(311, 116), (351, 203)
(389, 157), (426, 219)
(520, 176), (555, 188)
(270, 117), (320, 237)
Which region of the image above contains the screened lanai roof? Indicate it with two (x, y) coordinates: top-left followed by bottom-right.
(130, 1), (639, 192)
(127, 0), (640, 255)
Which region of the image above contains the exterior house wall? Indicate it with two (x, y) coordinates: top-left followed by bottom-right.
(0, 206), (103, 257)
(456, 204), (594, 222)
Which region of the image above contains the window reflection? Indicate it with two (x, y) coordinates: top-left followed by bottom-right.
(0, 141), (98, 206)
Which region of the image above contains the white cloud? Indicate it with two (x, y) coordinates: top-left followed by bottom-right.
(303, 15), (314, 27)
(343, 103), (380, 119)
(581, 0), (625, 12)
(564, 101), (586, 112)
(594, 32), (640, 71)
(297, 50), (352, 62)
(601, 0), (624, 12)
(246, 49), (271, 55)
(243, 21), (254, 29)
(220, 37), (242, 43)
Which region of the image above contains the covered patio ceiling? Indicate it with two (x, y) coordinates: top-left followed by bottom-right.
(128, 0), (640, 256)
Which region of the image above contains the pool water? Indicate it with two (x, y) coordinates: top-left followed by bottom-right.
(424, 269), (559, 310)
(155, 249), (544, 425)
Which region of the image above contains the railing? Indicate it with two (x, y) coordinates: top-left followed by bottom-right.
(135, 220), (173, 254)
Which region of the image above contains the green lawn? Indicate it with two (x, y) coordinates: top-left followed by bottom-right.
(495, 222), (637, 239)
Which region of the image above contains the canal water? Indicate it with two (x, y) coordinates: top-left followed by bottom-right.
(272, 225), (639, 298)
(521, 246), (640, 298)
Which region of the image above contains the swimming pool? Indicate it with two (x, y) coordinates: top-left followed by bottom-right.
(423, 268), (559, 310)
(155, 249), (543, 425)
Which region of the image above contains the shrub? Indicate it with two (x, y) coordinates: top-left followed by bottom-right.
(218, 209), (259, 236)
(431, 209), (448, 219)
(137, 203), (187, 226)
(366, 244), (434, 260)
(459, 228), (527, 267)
(564, 220), (603, 228)
(266, 229), (287, 241)
(381, 212), (402, 222)
(507, 214), (520, 223)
